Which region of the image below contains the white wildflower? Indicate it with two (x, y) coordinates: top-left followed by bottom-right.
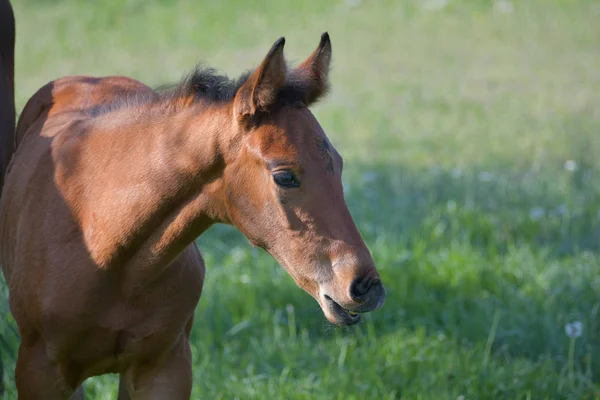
(564, 160), (578, 172)
(565, 321), (583, 338)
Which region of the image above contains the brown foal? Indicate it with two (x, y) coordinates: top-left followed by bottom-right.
(0, 33), (386, 399)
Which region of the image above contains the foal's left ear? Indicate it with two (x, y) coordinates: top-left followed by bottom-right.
(292, 32), (332, 106)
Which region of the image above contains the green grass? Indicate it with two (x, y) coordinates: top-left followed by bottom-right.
(2, 0), (600, 398)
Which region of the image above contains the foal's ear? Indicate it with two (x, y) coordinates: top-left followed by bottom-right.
(234, 37), (287, 122)
(292, 32), (332, 106)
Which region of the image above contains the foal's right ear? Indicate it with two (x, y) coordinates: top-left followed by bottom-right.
(234, 38), (287, 124)
(291, 32), (332, 106)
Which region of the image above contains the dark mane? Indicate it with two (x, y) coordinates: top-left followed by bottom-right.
(164, 65), (252, 103)
(88, 64), (309, 117)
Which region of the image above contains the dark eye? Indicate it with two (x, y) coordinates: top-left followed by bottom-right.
(273, 171), (300, 188)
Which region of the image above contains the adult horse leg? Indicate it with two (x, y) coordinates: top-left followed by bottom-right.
(15, 340), (79, 399)
(119, 335), (193, 400)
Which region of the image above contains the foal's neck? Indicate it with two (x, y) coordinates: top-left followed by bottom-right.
(72, 102), (236, 283)
(128, 103), (235, 258)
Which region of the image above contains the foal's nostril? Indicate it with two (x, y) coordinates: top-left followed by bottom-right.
(349, 277), (380, 301)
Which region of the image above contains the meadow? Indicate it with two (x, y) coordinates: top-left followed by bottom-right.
(1, 0), (600, 398)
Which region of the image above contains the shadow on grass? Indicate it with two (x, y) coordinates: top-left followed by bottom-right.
(191, 159), (600, 380)
(2, 160), (600, 395)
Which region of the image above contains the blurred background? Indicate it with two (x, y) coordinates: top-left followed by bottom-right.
(2, 0), (600, 398)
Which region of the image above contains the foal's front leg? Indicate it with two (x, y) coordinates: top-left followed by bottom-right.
(119, 336), (193, 400)
(15, 340), (81, 400)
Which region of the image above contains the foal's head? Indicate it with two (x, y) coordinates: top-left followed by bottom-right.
(221, 34), (385, 325)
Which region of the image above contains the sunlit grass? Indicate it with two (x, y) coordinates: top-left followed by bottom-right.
(2, 0), (600, 398)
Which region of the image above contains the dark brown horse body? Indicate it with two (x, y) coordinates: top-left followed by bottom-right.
(0, 33), (385, 399)
(0, 1), (15, 396)
(0, 0), (15, 188)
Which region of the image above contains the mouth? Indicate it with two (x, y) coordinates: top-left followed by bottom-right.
(323, 295), (362, 326)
